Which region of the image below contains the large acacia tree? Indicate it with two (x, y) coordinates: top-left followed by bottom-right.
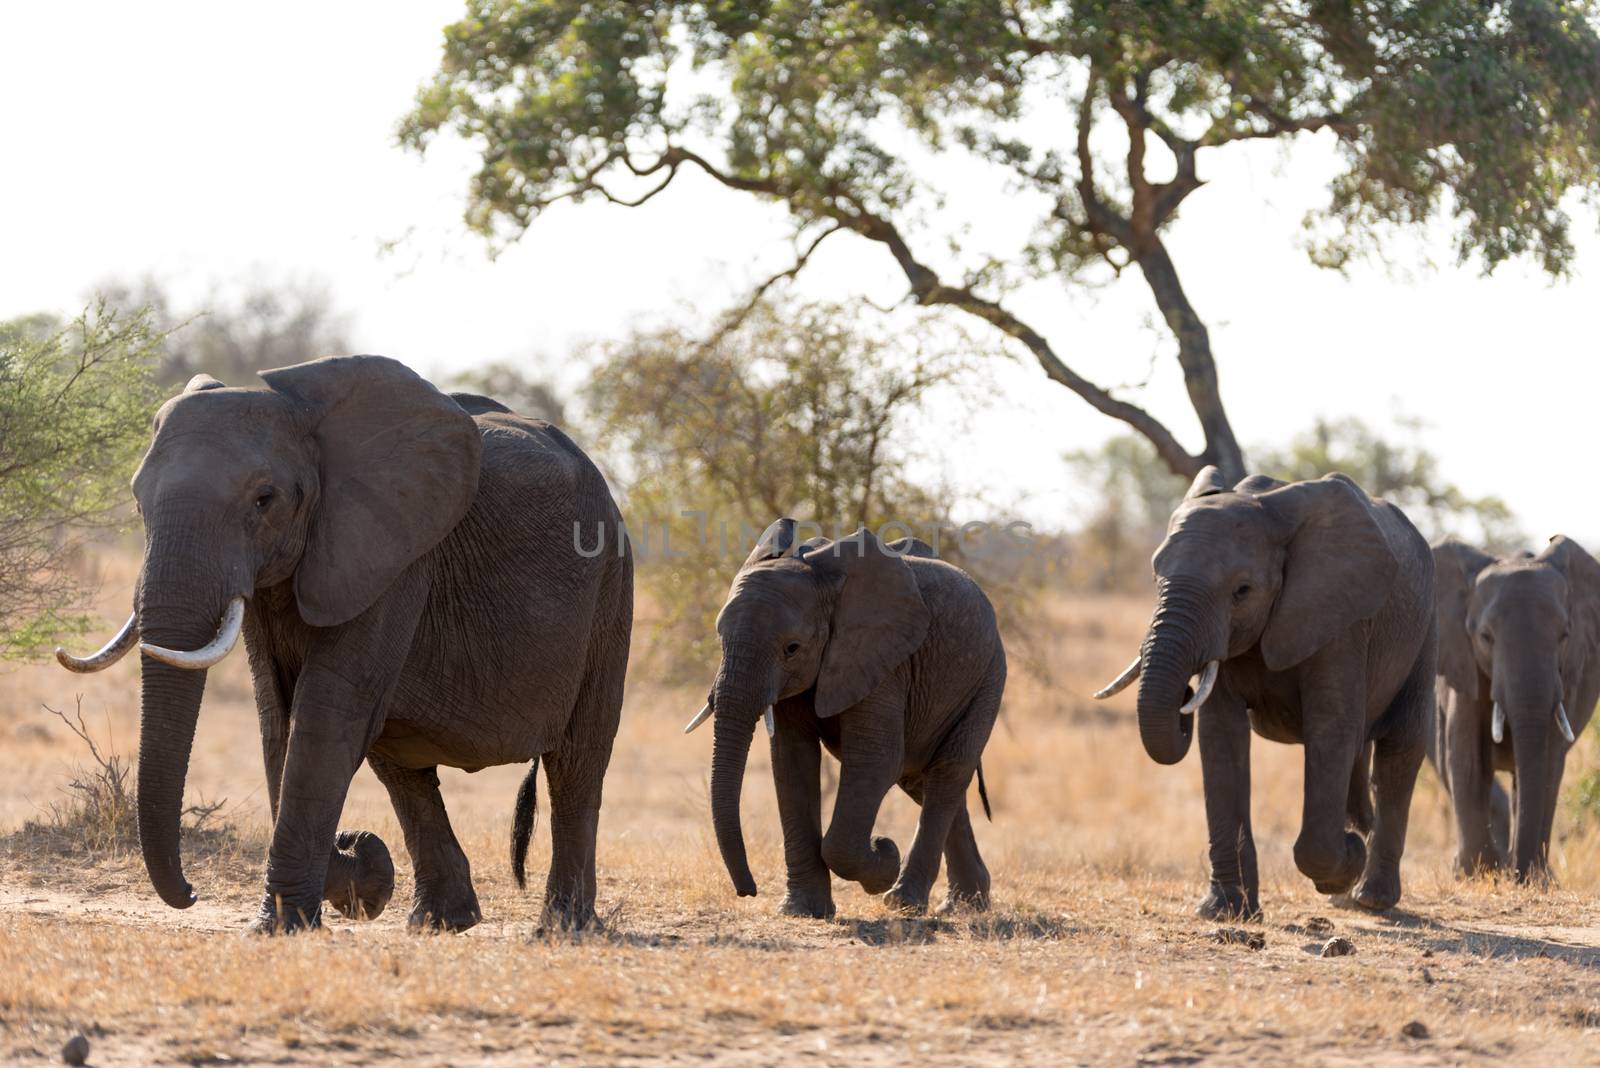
(402, 2), (1600, 480)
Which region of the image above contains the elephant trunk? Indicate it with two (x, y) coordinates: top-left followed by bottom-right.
(708, 654), (771, 897)
(134, 535), (233, 910)
(136, 656), (207, 908)
(1508, 711), (1554, 881)
(1134, 579), (1219, 766)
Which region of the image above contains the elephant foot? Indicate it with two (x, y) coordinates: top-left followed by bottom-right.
(882, 883), (929, 916)
(1300, 832), (1366, 897)
(936, 887), (991, 915)
(778, 877), (835, 919)
(857, 836), (902, 895)
(538, 896), (596, 934)
(249, 895), (322, 935)
(1352, 868), (1401, 912)
(408, 885), (482, 933)
(1195, 883), (1261, 922)
(324, 830), (396, 921)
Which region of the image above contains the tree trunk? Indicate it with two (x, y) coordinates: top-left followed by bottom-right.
(1136, 241), (1246, 483)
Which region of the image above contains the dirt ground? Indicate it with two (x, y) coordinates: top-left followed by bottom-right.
(3, 551), (1599, 1066)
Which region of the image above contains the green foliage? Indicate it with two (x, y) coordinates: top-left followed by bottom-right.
(1252, 416), (1522, 549)
(405, 2), (1600, 273)
(584, 299), (990, 671)
(1068, 418), (1521, 590)
(0, 302), (165, 659)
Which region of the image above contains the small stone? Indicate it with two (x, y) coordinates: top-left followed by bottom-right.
(1303, 915), (1334, 934)
(62, 1034), (89, 1066)
(1420, 966), (1435, 985)
(1320, 936), (1356, 958)
(1212, 927), (1266, 950)
(1400, 1020), (1430, 1039)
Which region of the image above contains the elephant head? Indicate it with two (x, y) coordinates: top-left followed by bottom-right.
(1435, 535), (1600, 877)
(687, 520), (930, 896)
(56, 356), (482, 909)
(1096, 467), (1398, 765)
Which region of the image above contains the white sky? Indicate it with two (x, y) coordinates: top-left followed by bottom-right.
(3, 2), (1598, 543)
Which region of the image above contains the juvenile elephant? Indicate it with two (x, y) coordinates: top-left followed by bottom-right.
(686, 520), (1005, 917)
(1432, 537), (1600, 879)
(58, 356), (632, 933)
(1095, 468), (1434, 918)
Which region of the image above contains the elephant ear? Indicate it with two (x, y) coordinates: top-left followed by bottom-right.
(1257, 475), (1399, 672)
(744, 518), (800, 567)
(810, 528), (931, 718)
(1186, 465), (1229, 499)
(185, 373), (226, 392)
(1234, 474), (1284, 495)
(260, 355), (483, 627)
(1433, 540), (1495, 700)
(1542, 535), (1600, 692)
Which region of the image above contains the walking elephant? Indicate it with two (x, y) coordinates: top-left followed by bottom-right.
(57, 356), (632, 933)
(687, 520), (1005, 917)
(1094, 468), (1434, 918)
(1431, 537), (1600, 880)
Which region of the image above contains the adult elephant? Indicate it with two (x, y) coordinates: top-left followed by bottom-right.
(57, 356), (632, 933)
(687, 520), (1005, 918)
(1432, 537), (1600, 880)
(1094, 468), (1434, 919)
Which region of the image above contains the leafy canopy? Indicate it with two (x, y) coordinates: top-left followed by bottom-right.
(403, 1), (1600, 477)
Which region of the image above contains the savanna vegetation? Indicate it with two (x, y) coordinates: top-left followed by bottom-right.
(5, 2), (1600, 1065)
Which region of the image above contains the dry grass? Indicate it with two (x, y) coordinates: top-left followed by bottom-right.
(2, 550), (1599, 1065)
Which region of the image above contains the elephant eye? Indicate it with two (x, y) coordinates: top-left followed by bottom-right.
(254, 487), (276, 510)
(783, 641), (801, 658)
(1233, 584), (1252, 603)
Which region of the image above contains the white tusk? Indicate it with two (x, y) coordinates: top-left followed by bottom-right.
(1492, 702), (1506, 744)
(140, 597), (245, 669)
(55, 611), (139, 673)
(763, 705), (775, 738)
(1555, 701), (1576, 745)
(1093, 656), (1142, 700)
(683, 703), (713, 734)
(1179, 661), (1219, 716)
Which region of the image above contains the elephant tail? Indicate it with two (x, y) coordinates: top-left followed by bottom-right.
(977, 761), (992, 822)
(511, 756), (539, 889)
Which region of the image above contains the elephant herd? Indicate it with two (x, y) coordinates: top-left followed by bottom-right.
(53, 356), (1597, 933)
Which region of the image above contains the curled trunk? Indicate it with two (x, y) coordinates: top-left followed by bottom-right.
(1134, 580), (1217, 765)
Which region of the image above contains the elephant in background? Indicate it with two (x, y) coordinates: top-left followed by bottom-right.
(688, 520), (1005, 917)
(1095, 467), (1434, 918)
(58, 356), (632, 932)
(1432, 537), (1600, 880)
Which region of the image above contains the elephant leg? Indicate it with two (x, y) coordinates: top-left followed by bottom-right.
(821, 708), (904, 896)
(897, 774), (990, 913)
(1294, 659), (1369, 897)
(1197, 691), (1259, 920)
(1488, 776), (1512, 865)
(539, 620), (626, 931)
(770, 707), (832, 919)
(1353, 656), (1429, 910)
(367, 755), (479, 931)
(884, 761), (971, 915)
(939, 804), (991, 913)
(251, 572), (427, 934)
(541, 742), (611, 930)
(1442, 688), (1502, 873)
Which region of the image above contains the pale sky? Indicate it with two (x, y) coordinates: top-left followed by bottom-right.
(3, 3), (1598, 544)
